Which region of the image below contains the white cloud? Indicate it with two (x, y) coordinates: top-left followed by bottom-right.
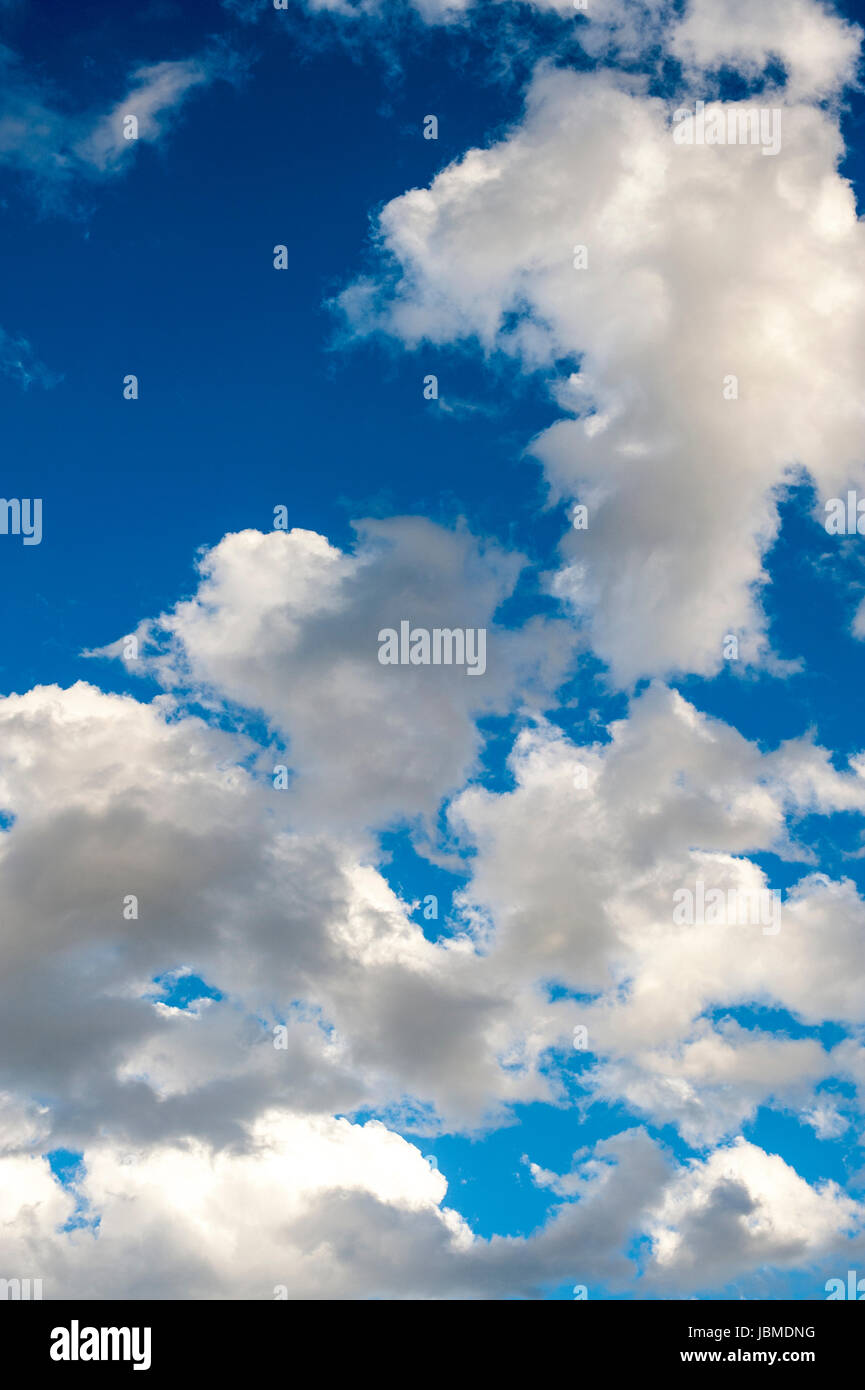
(96, 520), (573, 829)
(0, 42), (242, 206)
(670, 0), (862, 101)
(75, 56), (231, 173)
(340, 48), (865, 681)
(0, 1113), (474, 1299)
(449, 682), (865, 1141)
(6, 631), (863, 1159)
(647, 1138), (863, 1286)
(1, 597), (864, 1293)
(0, 678), (575, 1140)
(3, 1119), (857, 1298)
(2, 0), (864, 1301)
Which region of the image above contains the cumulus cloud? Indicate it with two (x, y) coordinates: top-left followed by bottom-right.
(647, 1138), (864, 1287)
(91, 519), (573, 830)
(338, 30), (865, 681)
(0, 1113), (472, 1299)
(3, 0), (865, 1302)
(449, 682), (865, 1142)
(4, 1114), (860, 1298)
(0, 676), (582, 1145)
(12, 516), (854, 1274)
(670, 0), (862, 101)
(2, 576), (864, 1293)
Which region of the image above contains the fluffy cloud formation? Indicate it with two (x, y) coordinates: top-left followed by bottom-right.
(670, 0), (862, 100)
(96, 519), (572, 829)
(83, 535), (865, 1143)
(0, 1113), (470, 1299)
(1, 660), (616, 1153)
(647, 1138), (863, 1287)
(449, 682), (865, 1142)
(339, 17), (865, 681)
(0, 1121), (667, 1298)
(3, 0), (865, 1303)
(3, 1113), (861, 1297)
(2, 555), (865, 1294)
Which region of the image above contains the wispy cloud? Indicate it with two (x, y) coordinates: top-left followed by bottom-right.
(0, 39), (245, 211)
(0, 324), (59, 389)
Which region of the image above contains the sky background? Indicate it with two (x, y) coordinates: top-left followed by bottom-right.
(3, 0), (865, 1300)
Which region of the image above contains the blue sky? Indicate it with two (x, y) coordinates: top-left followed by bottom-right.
(4, 0), (865, 1300)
